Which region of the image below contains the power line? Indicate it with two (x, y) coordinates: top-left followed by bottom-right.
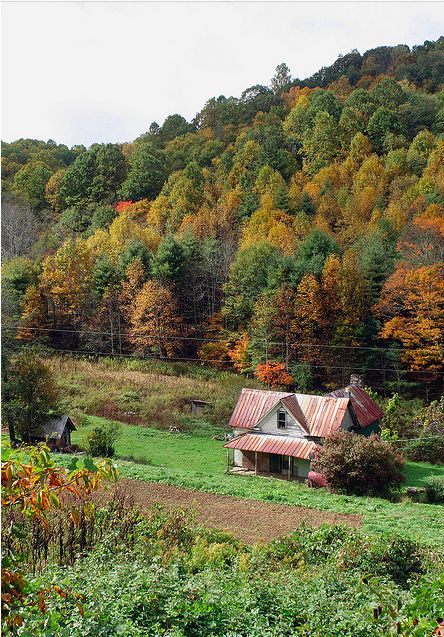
(22, 346), (444, 377)
(4, 325), (443, 376)
(1, 324), (429, 354)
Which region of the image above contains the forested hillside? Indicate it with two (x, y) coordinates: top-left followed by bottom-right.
(2, 37), (444, 399)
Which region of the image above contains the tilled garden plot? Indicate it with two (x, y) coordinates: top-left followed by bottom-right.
(109, 479), (362, 543)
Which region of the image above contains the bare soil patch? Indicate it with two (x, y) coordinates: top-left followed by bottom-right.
(112, 479), (362, 543)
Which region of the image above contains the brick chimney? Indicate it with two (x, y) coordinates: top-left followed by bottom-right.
(350, 374), (363, 387)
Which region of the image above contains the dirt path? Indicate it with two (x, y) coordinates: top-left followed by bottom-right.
(111, 479), (362, 543)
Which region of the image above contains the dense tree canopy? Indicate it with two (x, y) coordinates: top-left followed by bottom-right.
(2, 36), (443, 398)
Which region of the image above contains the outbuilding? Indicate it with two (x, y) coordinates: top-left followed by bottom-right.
(31, 415), (77, 450)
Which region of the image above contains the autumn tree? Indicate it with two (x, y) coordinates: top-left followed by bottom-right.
(375, 264), (444, 371)
(292, 273), (329, 371)
(39, 238), (94, 341)
(255, 361), (293, 389)
(129, 280), (184, 357)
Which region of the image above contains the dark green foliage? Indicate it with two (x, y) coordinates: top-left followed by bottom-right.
(367, 107), (404, 152)
(424, 476), (444, 503)
(2, 349), (60, 443)
(151, 235), (187, 281)
(292, 229), (340, 282)
(313, 431), (405, 498)
(59, 144), (126, 208)
(83, 421), (121, 457)
(92, 256), (120, 298)
(118, 143), (167, 200)
(59, 150), (97, 207)
(55, 205), (92, 235)
(223, 242), (282, 327)
(11, 161), (52, 210)
(90, 144), (127, 202)
(89, 204), (117, 231)
(120, 240), (152, 278)
(400, 91), (440, 138)
(290, 362), (314, 392)
(242, 124), (297, 179)
(160, 114), (194, 141)
(307, 89), (342, 122)
(370, 77), (406, 110)
(358, 229), (397, 303)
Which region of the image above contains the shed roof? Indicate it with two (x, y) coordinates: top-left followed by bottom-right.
(229, 388), (350, 438)
(225, 433), (317, 460)
(34, 416), (76, 440)
(328, 385), (383, 428)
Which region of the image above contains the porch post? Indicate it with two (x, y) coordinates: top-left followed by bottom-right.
(287, 456), (291, 481)
(254, 451), (258, 475)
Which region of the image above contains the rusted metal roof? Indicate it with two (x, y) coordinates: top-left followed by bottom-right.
(224, 433), (317, 460)
(328, 385), (383, 428)
(229, 388), (350, 438)
(228, 388), (293, 430)
(281, 395), (309, 433)
(294, 394), (350, 438)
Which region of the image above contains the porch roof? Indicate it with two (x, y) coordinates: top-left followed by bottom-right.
(224, 433), (317, 460)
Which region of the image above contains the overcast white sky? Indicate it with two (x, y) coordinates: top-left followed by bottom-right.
(1, 1), (443, 147)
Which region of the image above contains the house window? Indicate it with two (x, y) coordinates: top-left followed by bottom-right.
(277, 410), (286, 429)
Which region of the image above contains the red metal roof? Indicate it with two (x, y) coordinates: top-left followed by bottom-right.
(281, 395), (309, 433)
(328, 385), (383, 428)
(229, 388), (350, 438)
(228, 388), (293, 430)
(224, 433), (317, 460)
(294, 394), (350, 438)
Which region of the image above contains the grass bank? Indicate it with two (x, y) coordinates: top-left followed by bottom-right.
(51, 355), (261, 434)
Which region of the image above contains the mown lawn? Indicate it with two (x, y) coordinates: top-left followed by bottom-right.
(69, 416), (444, 548)
(403, 460), (444, 487)
(73, 416), (225, 475)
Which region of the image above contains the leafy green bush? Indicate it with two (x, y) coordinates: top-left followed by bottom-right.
(267, 525), (423, 586)
(83, 421), (121, 457)
(424, 476), (444, 503)
(313, 431), (405, 498)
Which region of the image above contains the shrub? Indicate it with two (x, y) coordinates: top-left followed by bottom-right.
(313, 431), (405, 498)
(424, 476), (444, 503)
(402, 436), (444, 464)
(83, 421), (122, 457)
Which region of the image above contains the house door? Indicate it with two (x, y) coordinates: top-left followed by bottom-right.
(270, 454), (282, 473)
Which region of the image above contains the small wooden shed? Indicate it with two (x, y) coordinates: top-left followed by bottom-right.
(31, 416), (76, 450)
(190, 399), (209, 415)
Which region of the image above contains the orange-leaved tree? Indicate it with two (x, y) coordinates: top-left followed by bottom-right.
(129, 280), (184, 357)
(255, 361), (293, 389)
(1, 441), (118, 632)
(375, 264), (444, 371)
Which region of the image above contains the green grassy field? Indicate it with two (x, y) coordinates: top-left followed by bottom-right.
(69, 416), (444, 547)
